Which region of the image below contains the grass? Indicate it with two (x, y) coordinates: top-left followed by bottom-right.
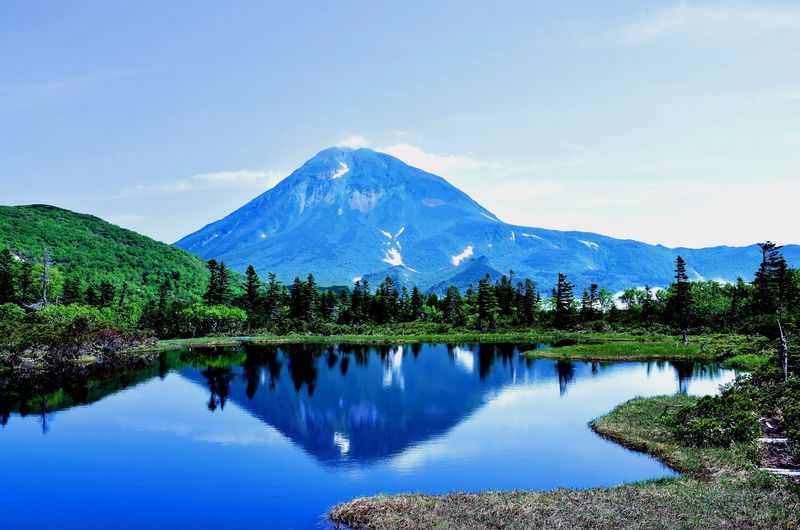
(721, 353), (772, 372)
(523, 334), (772, 369)
(329, 395), (800, 530)
(157, 331), (672, 350)
(524, 341), (710, 362)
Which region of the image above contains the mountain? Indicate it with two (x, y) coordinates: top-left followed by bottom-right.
(175, 147), (800, 292)
(0, 205), (209, 301)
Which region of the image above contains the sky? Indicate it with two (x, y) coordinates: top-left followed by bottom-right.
(1, 1), (799, 248)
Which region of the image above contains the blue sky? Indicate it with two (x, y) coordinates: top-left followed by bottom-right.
(1, 1), (799, 247)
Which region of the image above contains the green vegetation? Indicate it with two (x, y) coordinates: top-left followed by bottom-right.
(524, 334), (778, 368)
(0, 205), (209, 302)
(526, 341), (708, 361)
(329, 395), (800, 530)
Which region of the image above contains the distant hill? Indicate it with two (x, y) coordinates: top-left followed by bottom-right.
(0, 205), (209, 301)
(175, 147), (800, 293)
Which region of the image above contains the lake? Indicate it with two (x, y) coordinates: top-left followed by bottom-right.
(0, 342), (736, 529)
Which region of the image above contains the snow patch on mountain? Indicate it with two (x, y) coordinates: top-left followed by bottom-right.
(331, 162), (349, 179)
(521, 233), (542, 240)
(383, 247), (404, 267)
(579, 240), (599, 250)
(480, 212), (498, 222)
(451, 245), (474, 266)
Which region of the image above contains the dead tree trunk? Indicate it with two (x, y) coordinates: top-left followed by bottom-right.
(778, 319), (789, 381)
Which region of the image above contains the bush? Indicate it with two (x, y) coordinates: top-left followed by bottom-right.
(0, 303), (26, 322)
(179, 304), (247, 337)
(671, 384), (761, 446)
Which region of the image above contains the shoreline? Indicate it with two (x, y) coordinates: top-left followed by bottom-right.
(328, 395), (799, 529)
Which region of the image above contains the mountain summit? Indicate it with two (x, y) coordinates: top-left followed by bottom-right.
(175, 147), (798, 292)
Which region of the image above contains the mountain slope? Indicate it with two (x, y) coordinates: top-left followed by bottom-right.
(0, 205), (209, 301)
(175, 147), (800, 292)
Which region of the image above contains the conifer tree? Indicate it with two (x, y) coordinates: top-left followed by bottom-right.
(443, 285), (465, 325)
(60, 277), (83, 305)
(517, 279), (538, 326)
(671, 255), (692, 330)
(17, 261), (35, 304)
(409, 286), (424, 321)
(98, 281), (116, 308)
(243, 265), (261, 316)
(477, 274), (500, 330)
(0, 247), (16, 304)
(553, 272), (575, 330)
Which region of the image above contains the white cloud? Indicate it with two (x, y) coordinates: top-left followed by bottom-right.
(336, 135), (370, 149)
(617, 3), (800, 44)
(120, 169), (284, 197)
(377, 143), (502, 176)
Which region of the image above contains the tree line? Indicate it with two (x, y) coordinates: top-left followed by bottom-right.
(1, 241), (798, 339)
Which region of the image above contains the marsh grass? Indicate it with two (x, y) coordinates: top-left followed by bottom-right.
(329, 395), (800, 530)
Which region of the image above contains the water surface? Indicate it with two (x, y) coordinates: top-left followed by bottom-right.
(0, 343), (736, 529)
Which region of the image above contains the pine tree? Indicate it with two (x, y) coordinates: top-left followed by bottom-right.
(203, 259), (221, 305)
(517, 279), (538, 326)
(98, 281), (116, 308)
(477, 274), (500, 330)
(671, 255), (692, 330)
(0, 247), (16, 304)
(39, 248), (54, 305)
(289, 276), (305, 320)
(553, 272), (574, 330)
(243, 265), (261, 317)
(84, 285), (100, 307)
(443, 285), (465, 325)
(203, 259), (232, 306)
(264, 272), (285, 324)
(409, 286), (424, 321)
(61, 277), (83, 305)
(17, 261), (35, 304)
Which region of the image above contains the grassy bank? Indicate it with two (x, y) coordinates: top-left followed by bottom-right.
(329, 395), (800, 530)
(524, 341), (710, 362)
(158, 331), (671, 350)
(523, 334), (772, 369)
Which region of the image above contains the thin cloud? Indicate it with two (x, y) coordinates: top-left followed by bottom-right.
(120, 169), (285, 197)
(336, 135), (370, 149)
(616, 2), (800, 44)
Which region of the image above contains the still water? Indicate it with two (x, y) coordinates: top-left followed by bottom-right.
(0, 343), (735, 529)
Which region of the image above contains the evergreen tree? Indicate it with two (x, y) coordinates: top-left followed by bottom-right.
(98, 281), (116, 308)
(443, 285), (465, 325)
(243, 265), (262, 317)
(264, 272), (285, 324)
(289, 276), (305, 320)
(553, 272), (575, 330)
(61, 277), (83, 305)
(753, 242), (797, 318)
(477, 274), (500, 330)
(17, 261), (35, 304)
(373, 277), (399, 324)
(84, 285), (100, 307)
(517, 279), (538, 326)
(580, 289), (591, 322)
(0, 247), (16, 304)
(203, 259), (233, 306)
(408, 286), (424, 321)
(670, 255), (692, 329)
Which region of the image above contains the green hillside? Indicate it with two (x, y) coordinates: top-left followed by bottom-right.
(0, 204), (209, 301)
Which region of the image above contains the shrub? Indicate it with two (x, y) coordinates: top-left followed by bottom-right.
(0, 303), (26, 322)
(179, 304), (247, 337)
(671, 385), (761, 446)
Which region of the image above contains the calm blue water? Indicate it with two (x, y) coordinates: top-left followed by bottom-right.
(0, 343), (735, 529)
